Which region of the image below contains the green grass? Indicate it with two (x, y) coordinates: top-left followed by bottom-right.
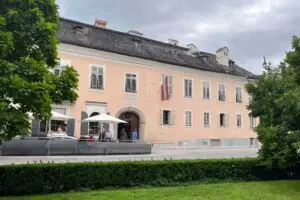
(1, 181), (300, 200)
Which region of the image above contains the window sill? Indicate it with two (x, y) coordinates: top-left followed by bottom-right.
(184, 96), (193, 99)
(88, 88), (104, 92)
(162, 124), (173, 127)
(184, 125), (192, 128)
(202, 98), (211, 101)
(125, 91), (138, 95)
(218, 100), (226, 103)
(204, 126), (210, 128)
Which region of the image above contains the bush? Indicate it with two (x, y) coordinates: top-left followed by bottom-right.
(0, 158), (299, 196)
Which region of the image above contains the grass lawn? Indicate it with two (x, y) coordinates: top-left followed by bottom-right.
(1, 180), (300, 200)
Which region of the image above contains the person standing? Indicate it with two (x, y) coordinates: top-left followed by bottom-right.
(120, 128), (127, 141)
(131, 129), (137, 142)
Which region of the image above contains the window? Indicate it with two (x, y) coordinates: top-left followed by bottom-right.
(184, 111), (192, 127)
(218, 84), (226, 101)
(90, 65), (104, 89)
(204, 112), (210, 127)
(202, 81), (210, 100)
(236, 87), (242, 103)
(53, 59), (70, 76)
(162, 75), (173, 96)
(237, 114), (242, 127)
(249, 116), (256, 128)
(219, 113), (226, 127)
(160, 110), (174, 126)
(125, 73), (137, 93)
(184, 79), (193, 98)
(89, 112), (100, 135)
(50, 120), (65, 132)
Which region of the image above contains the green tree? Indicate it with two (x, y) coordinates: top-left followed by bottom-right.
(0, 0), (78, 140)
(246, 36), (300, 169)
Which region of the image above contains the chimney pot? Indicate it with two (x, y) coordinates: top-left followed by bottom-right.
(94, 19), (107, 28)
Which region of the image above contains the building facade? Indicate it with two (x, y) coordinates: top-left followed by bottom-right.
(39, 18), (259, 147)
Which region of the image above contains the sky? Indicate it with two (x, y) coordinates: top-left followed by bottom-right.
(57, 0), (300, 74)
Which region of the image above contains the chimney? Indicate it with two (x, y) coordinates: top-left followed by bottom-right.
(128, 30), (143, 37)
(216, 46), (229, 67)
(94, 19), (107, 28)
(168, 39), (178, 46)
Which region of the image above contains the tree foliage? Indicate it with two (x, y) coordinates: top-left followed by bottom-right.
(246, 36), (300, 168)
(0, 0), (78, 140)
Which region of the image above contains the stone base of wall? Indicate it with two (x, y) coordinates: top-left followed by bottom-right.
(153, 138), (260, 149)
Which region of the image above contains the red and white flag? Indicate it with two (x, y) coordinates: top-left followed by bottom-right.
(161, 76), (169, 101)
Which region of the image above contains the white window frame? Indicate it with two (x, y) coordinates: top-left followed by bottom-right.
(236, 113), (242, 128)
(219, 112), (227, 127)
(160, 109), (175, 126)
(54, 59), (71, 76)
(183, 78), (193, 98)
(124, 72), (138, 93)
(89, 64), (105, 91)
(218, 84), (226, 102)
(161, 75), (173, 97)
(202, 81), (211, 100)
(204, 112), (211, 128)
(249, 115), (256, 128)
(184, 110), (192, 127)
(236, 87), (243, 103)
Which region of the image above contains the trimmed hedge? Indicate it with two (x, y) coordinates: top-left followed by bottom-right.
(0, 158), (299, 196)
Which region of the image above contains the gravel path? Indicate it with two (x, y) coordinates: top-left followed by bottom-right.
(0, 147), (259, 165)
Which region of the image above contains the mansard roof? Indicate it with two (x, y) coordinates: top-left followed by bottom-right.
(58, 17), (257, 78)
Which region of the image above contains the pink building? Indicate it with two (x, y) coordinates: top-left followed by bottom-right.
(33, 18), (259, 147)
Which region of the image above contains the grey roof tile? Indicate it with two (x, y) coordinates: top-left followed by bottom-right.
(58, 18), (258, 78)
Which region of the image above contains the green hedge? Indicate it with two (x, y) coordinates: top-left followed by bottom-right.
(0, 158), (299, 196)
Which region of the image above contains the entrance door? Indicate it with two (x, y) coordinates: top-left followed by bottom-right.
(118, 112), (139, 140)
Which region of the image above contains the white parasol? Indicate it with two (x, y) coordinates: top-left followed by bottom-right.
(82, 113), (127, 123)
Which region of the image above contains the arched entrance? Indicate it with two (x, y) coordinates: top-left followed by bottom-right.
(118, 112), (139, 140)
(115, 107), (145, 141)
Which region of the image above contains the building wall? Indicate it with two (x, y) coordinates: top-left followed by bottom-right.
(58, 43), (257, 144)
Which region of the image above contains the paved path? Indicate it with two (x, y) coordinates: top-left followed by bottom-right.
(0, 147), (258, 165)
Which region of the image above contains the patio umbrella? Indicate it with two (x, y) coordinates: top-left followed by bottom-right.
(82, 113), (127, 139)
(82, 113), (127, 123)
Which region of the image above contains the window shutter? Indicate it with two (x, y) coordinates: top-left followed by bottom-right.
(81, 111), (89, 135)
(67, 119), (75, 136)
(171, 110), (176, 125)
(160, 110), (163, 125)
(226, 114), (229, 127)
(168, 76), (173, 96)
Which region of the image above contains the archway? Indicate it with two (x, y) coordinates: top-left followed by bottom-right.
(115, 107), (145, 141)
(118, 112), (139, 140)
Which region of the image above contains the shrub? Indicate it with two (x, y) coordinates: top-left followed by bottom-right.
(0, 158), (299, 196)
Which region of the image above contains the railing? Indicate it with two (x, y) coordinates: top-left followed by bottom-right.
(0, 137), (152, 156)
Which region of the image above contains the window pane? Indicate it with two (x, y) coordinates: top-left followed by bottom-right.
(97, 74), (103, 89)
(163, 110), (170, 125)
(91, 74), (97, 88)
